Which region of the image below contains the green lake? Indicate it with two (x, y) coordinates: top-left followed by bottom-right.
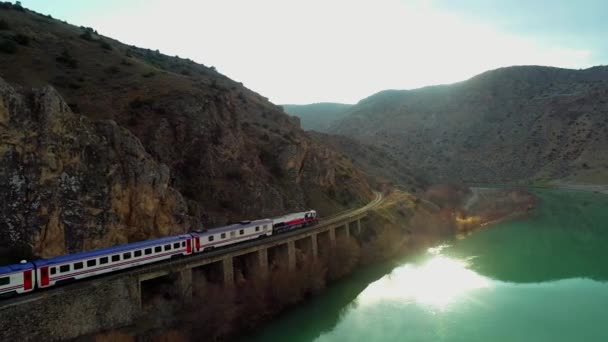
(243, 189), (608, 341)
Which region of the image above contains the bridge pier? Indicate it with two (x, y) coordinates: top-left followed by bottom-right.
(176, 268), (193, 303)
(356, 219), (361, 234)
(258, 248), (268, 276)
(329, 227), (336, 246)
(223, 257), (234, 286)
(311, 234), (318, 258)
(287, 241), (296, 271)
(345, 222), (350, 239)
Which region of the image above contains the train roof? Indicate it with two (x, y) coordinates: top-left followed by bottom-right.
(194, 218), (273, 235)
(32, 234), (193, 267)
(0, 262), (35, 275)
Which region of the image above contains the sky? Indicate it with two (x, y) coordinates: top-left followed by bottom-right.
(17, 0), (608, 104)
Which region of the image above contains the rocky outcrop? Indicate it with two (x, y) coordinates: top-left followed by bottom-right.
(0, 78), (190, 259)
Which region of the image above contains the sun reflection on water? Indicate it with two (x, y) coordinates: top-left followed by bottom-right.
(357, 245), (490, 310)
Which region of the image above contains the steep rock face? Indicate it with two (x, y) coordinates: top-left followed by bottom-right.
(0, 78), (189, 259)
(332, 66), (608, 184)
(0, 6), (373, 259)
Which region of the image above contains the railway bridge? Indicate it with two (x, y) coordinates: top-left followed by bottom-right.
(0, 193), (383, 341)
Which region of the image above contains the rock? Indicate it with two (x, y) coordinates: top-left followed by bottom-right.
(0, 78), (190, 259)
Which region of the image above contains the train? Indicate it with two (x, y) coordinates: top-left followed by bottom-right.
(0, 210), (318, 297)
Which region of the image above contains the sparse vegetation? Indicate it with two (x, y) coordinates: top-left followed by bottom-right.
(0, 39), (17, 54)
(100, 40), (112, 50)
(259, 147), (285, 178)
(0, 19), (9, 30)
(80, 30), (93, 41)
(225, 167), (243, 181)
(105, 65), (120, 74)
(129, 97), (150, 109)
(12, 33), (30, 45)
(55, 49), (78, 68)
(142, 71), (156, 78)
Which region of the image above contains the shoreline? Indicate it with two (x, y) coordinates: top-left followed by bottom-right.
(552, 183), (608, 195)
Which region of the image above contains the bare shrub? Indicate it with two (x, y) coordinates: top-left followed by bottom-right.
(327, 236), (360, 280)
(187, 279), (237, 341)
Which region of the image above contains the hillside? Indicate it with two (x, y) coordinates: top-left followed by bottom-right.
(331, 66), (608, 184)
(283, 102), (352, 132)
(0, 4), (373, 259)
(306, 132), (428, 192)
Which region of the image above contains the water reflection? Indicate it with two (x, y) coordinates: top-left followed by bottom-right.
(445, 190), (608, 283)
(357, 246), (490, 310)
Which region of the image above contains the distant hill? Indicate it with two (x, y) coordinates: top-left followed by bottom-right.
(0, 3), (373, 258)
(331, 66), (608, 184)
(283, 102), (352, 132)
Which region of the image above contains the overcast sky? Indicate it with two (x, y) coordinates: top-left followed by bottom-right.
(20, 0), (608, 104)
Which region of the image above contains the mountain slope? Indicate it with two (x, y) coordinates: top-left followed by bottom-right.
(283, 102), (352, 132)
(0, 4), (372, 259)
(332, 66), (608, 184)
(307, 132), (428, 192)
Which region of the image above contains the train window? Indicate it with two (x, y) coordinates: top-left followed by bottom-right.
(208, 235), (214, 242)
(134, 250), (142, 257)
(155, 246), (162, 253)
(255, 226), (260, 232)
(0, 277), (9, 286)
(100, 257), (109, 265)
(173, 242), (180, 249)
(112, 255), (120, 262)
(74, 262), (83, 270)
(164, 244), (171, 251)
(239, 229), (244, 235)
(182, 241), (186, 247)
(123, 252), (132, 260)
(221, 233), (226, 239)
(87, 260), (96, 267)
(264, 225), (268, 230)
(50, 267), (57, 275)
(145, 248), (152, 255)
(59, 265), (70, 273)
(230, 231), (236, 237)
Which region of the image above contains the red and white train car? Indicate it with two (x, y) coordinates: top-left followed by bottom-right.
(0, 262), (35, 296)
(192, 219), (273, 253)
(32, 234), (193, 289)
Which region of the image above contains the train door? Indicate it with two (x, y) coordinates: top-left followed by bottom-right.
(23, 269), (34, 291)
(186, 238), (192, 254)
(39, 266), (50, 287)
(195, 236), (201, 252)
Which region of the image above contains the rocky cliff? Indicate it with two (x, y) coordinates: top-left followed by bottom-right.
(0, 4), (373, 261)
(331, 66), (608, 184)
(0, 78), (190, 260)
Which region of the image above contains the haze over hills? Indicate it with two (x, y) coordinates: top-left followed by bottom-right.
(306, 65), (608, 184)
(0, 4), (374, 259)
(283, 103), (352, 132)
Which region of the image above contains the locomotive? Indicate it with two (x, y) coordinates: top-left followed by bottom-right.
(0, 210), (317, 297)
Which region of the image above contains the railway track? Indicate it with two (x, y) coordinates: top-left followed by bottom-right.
(0, 192), (383, 308)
